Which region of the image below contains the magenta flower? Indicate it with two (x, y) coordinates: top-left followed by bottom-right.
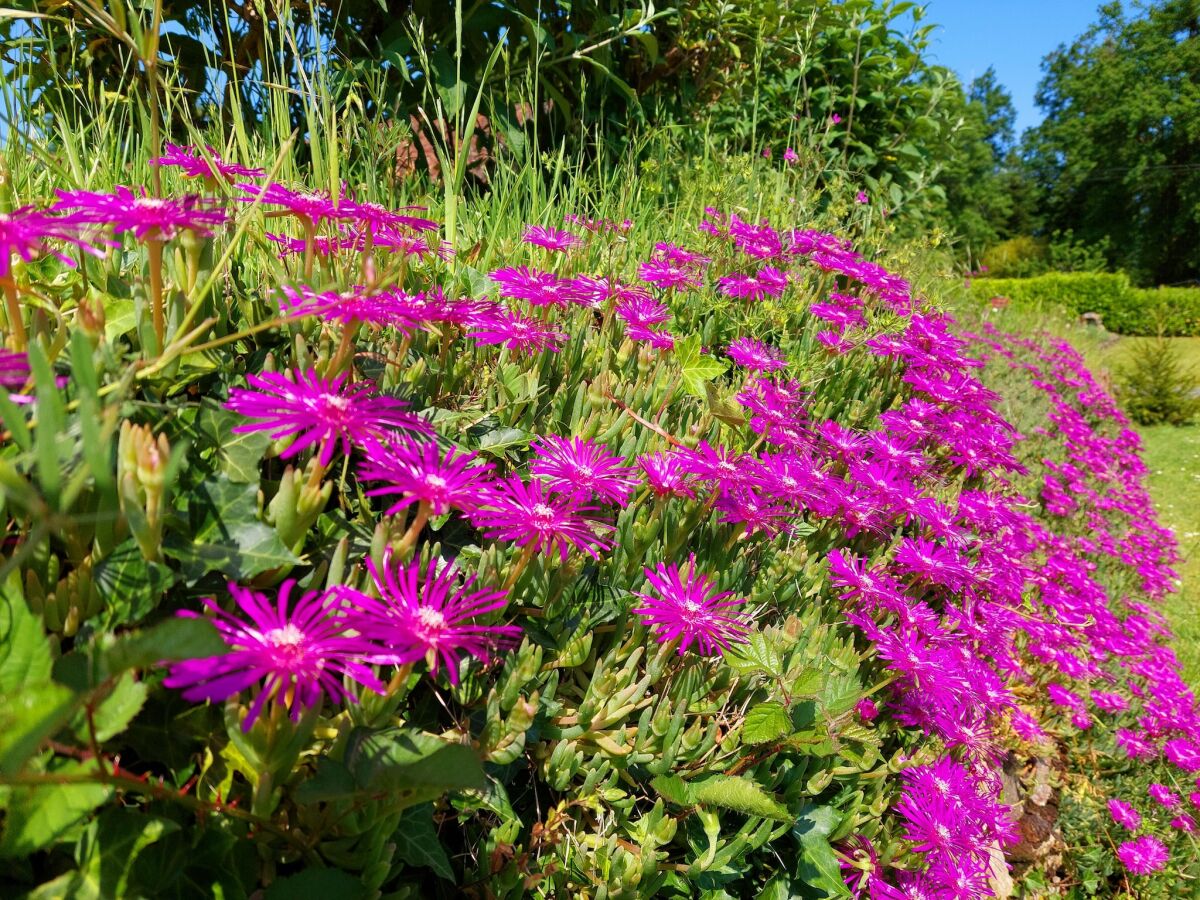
(638, 259), (703, 291)
(358, 437), (494, 517)
(830, 113), (842, 125)
(0, 351), (29, 389)
(1165, 738), (1200, 771)
(54, 187), (226, 240)
(162, 581), (385, 732)
(726, 337), (786, 373)
(626, 323), (675, 349)
(279, 283), (419, 328)
(856, 698), (879, 721)
(266, 232), (352, 259)
(632, 555), (749, 656)
(783, 148), (799, 165)
(761, 147), (772, 160)
(855, 191), (869, 205)
(339, 195), (438, 233)
(1108, 798), (1142, 830)
(615, 293), (671, 326)
(237, 181), (341, 224)
(522, 224), (583, 253)
(339, 551), (520, 683)
(489, 266), (569, 307)
(371, 228), (448, 259)
(470, 476), (613, 562)
(638, 451), (696, 499)
(0, 205), (107, 277)
(530, 435), (638, 505)
(149, 143), (266, 181)
(225, 368), (431, 467)
(1116, 835), (1169, 875)
(1149, 783), (1181, 809)
(467, 307), (569, 355)
(1172, 813), (1196, 832)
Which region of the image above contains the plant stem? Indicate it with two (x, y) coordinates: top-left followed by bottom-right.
(2, 277), (26, 350)
(147, 238), (165, 351)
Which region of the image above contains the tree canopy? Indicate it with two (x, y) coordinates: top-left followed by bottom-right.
(1024, 0), (1200, 286)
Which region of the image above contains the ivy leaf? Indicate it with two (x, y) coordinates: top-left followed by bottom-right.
(792, 803), (849, 897)
(676, 333), (727, 398)
(93, 540), (176, 628)
(394, 804), (455, 881)
(264, 869), (370, 900)
(741, 702), (791, 745)
(71, 808), (181, 899)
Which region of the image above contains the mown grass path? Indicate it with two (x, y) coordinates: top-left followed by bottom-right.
(1139, 424), (1200, 686)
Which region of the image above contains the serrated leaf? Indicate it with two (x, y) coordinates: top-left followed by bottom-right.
(741, 702), (790, 745)
(0, 581), (53, 692)
(723, 632), (784, 678)
(91, 672), (148, 742)
(676, 333), (727, 398)
(0, 682), (79, 775)
(818, 672), (862, 716)
(104, 616), (227, 674)
(650, 773), (694, 807)
(0, 761), (113, 857)
(691, 775), (790, 821)
(344, 727), (485, 806)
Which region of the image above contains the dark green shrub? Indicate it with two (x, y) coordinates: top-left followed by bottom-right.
(1116, 337), (1200, 425)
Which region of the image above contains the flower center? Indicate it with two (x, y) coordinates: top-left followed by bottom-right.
(416, 606), (446, 635)
(531, 502), (556, 526)
(425, 474), (448, 491)
(264, 623), (309, 666)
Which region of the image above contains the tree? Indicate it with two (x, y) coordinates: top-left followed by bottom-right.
(1024, 0), (1200, 286)
(931, 68), (1036, 263)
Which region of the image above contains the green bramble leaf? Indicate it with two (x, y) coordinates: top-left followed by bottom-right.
(344, 727), (486, 805)
(723, 632), (784, 679)
(90, 672), (149, 742)
(0, 682), (79, 776)
(691, 775), (791, 821)
(0, 578), (53, 693)
(103, 616), (227, 674)
(0, 761), (114, 857)
(676, 333), (727, 398)
(741, 702), (791, 745)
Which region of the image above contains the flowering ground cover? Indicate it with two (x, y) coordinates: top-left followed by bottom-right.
(1, 130), (1199, 900)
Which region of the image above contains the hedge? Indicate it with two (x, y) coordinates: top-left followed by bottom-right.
(969, 272), (1200, 336)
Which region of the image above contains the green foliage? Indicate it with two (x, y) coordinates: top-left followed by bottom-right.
(980, 230), (1111, 279)
(1117, 337), (1200, 426)
(1023, 0), (1200, 286)
(969, 272), (1200, 336)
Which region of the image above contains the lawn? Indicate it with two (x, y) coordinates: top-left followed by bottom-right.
(1084, 332), (1200, 685)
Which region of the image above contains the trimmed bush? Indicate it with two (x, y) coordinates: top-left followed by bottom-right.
(969, 272), (1200, 336)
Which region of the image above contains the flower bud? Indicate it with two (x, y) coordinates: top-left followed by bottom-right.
(117, 421), (172, 561)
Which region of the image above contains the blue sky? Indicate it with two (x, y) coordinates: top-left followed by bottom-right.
(918, 0), (1105, 135)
